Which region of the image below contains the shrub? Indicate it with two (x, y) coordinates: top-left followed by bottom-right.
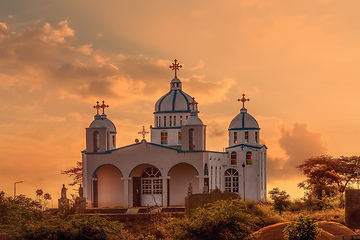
(164, 199), (254, 240)
(283, 214), (322, 240)
(17, 215), (128, 240)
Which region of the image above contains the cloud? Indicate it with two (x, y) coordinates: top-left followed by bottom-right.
(183, 75), (235, 105)
(267, 122), (328, 182)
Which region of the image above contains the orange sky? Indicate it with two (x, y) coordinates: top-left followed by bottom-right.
(1, 0), (360, 202)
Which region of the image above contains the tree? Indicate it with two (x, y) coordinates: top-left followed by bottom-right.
(61, 161), (83, 186)
(297, 155), (360, 200)
(43, 193), (52, 209)
(283, 214), (322, 240)
(268, 187), (291, 214)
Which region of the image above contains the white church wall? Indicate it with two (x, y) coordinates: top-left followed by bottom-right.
(96, 165), (124, 207)
(168, 163), (198, 206)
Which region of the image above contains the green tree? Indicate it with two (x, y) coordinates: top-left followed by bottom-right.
(283, 214), (322, 240)
(164, 199), (254, 240)
(268, 187), (291, 214)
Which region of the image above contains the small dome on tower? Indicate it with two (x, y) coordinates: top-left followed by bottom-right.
(184, 111), (203, 125)
(228, 108), (259, 130)
(89, 101), (117, 133)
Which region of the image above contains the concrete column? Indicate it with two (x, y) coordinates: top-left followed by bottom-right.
(162, 177), (170, 207)
(122, 178), (130, 208)
(197, 176), (204, 193)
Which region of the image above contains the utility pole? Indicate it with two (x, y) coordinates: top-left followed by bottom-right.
(14, 181), (23, 199)
(242, 163), (245, 201)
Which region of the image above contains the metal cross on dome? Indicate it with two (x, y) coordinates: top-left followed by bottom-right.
(138, 126), (149, 139)
(93, 101), (101, 114)
(100, 101), (109, 114)
(169, 59), (182, 77)
(238, 94), (250, 108)
(189, 97), (198, 111)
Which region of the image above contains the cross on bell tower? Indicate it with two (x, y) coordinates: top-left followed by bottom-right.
(138, 126), (149, 139)
(189, 97), (198, 111)
(100, 101), (109, 114)
(93, 101), (101, 114)
(169, 59), (182, 77)
(238, 94), (250, 108)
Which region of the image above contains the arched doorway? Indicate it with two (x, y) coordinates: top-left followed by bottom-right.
(168, 163), (198, 206)
(94, 165), (124, 207)
(224, 168), (239, 193)
(141, 166), (163, 206)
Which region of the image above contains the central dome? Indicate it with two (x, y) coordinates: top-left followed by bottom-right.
(154, 77), (197, 113)
(229, 108), (259, 130)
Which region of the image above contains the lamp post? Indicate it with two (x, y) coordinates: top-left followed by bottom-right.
(14, 181), (23, 199)
(242, 163), (245, 201)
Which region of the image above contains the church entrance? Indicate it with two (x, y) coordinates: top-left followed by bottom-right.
(141, 167), (163, 206)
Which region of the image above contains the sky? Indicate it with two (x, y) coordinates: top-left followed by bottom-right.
(1, 0), (360, 203)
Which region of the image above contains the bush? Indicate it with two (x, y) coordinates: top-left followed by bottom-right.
(18, 215), (128, 240)
(164, 199), (254, 240)
(283, 214), (322, 240)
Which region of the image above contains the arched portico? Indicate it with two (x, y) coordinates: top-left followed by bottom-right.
(129, 164), (164, 207)
(168, 163), (198, 206)
(93, 164), (124, 208)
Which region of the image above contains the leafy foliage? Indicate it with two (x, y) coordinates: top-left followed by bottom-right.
(268, 187), (291, 214)
(61, 161), (83, 186)
(283, 214), (322, 240)
(297, 155), (360, 202)
(164, 199), (254, 240)
(18, 215), (128, 240)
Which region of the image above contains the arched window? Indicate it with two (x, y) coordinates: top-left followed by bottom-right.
(211, 166), (213, 189)
(180, 116), (183, 125)
(215, 166), (218, 187)
(246, 151), (252, 165)
(107, 131), (110, 150)
(189, 128), (195, 151)
(170, 116), (172, 127)
(93, 131), (99, 152)
(234, 132), (237, 144)
(178, 130), (182, 144)
(112, 135), (115, 147)
(164, 116), (166, 127)
(158, 117), (161, 127)
(219, 167), (221, 188)
(245, 131), (249, 143)
(174, 116), (176, 126)
(161, 131), (168, 145)
(255, 132), (258, 143)
(204, 163), (208, 176)
(231, 151), (237, 165)
(225, 168), (239, 193)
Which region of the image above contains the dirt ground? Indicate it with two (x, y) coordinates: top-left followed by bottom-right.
(250, 221), (356, 240)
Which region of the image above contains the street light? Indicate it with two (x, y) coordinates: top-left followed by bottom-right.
(14, 181), (23, 199)
(242, 163), (245, 201)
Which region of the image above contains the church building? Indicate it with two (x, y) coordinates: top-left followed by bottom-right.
(82, 60), (267, 208)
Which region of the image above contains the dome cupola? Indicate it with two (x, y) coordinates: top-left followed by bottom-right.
(86, 101), (117, 153)
(228, 94), (260, 147)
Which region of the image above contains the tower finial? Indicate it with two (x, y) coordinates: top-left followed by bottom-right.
(169, 59), (182, 77)
(100, 101), (109, 114)
(93, 101), (101, 114)
(189, 97), (198, 111)
(138, 126), (149, 139)
(237, 94), (250, 108)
